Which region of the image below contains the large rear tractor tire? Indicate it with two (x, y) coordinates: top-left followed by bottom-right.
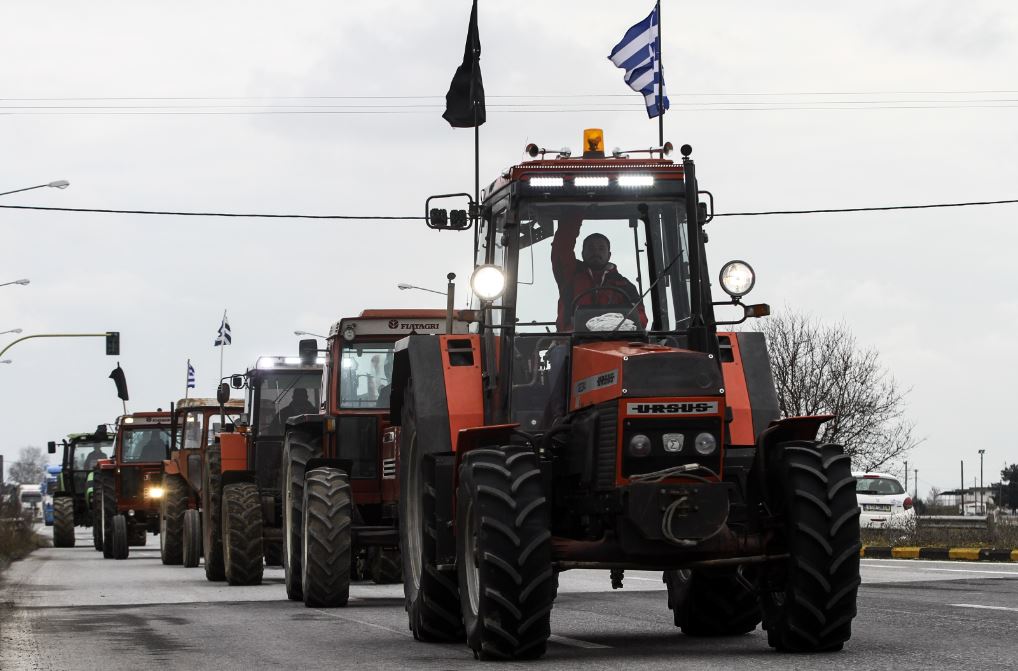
(664, 568), (761, 636)
(182, 509), (202, 568)
(222, 482), (265, 586)
(101, 473), (116, 559)
(202, 445), (226, 581)
(112, 514), (129, 560)
(762, 441), (861, 653)
(456, 446), (556, 660)
(399, 381), (464, 642)
(282, 434), (319, 601)
(368, 548), (402, 585)
(160, 474), (188, 564)
(52, 497), (75, 548)
(301, 468), (353, 607)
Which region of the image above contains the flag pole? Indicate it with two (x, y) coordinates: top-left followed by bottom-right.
(185, 358), (190, 400)
(219, 309), (226, 384)
(656, 0), (664, 146)
(472, 0), (480, 219)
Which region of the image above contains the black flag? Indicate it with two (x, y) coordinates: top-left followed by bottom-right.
(109, 363), (129, 401)
(442, 0), (485, 128)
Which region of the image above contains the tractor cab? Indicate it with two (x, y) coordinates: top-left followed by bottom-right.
(47, 425), (114, 548)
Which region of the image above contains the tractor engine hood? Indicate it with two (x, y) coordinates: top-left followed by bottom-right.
(569, 341), (724, 412)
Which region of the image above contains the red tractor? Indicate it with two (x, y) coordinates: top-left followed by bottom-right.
(203, 353), (323, 584)
(159, 397), (245, 567)
(390, 131), (860, 659)
(281, 310), (469, 606)
(95, 411), (172, 560)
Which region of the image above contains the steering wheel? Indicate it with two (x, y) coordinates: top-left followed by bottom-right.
(570, 286), (633, 310)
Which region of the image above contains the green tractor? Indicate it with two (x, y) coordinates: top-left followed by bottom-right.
(47, 426), (115, 549)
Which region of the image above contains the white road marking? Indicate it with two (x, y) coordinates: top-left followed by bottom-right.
(312, 608), (414, 637)
(548, 634), (611, 649)
(951, 603), (1018, 612)
(929, 568), (1018, 576)
(626, 576), (664, 582)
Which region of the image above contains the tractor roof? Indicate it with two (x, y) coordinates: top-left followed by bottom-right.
(484, 156), (684, 203)
(175, 397), (244, 410)
(329, 309), (471, 340)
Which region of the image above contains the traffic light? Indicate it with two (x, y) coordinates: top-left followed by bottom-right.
(105, 331), (120, 356)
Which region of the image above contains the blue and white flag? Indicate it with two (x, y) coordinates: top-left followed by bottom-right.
(608, 4), (670, 118)
(214, 313), (232, 347)
(186, 360), (196, 389)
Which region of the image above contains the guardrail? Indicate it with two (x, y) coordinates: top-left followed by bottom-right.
(917, 515), (991, 531)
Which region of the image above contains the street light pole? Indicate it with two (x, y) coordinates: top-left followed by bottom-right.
(0, 180), (70, 198)
(293, 330), (327, 339)
(397, 282), (447, 297)
(0, 332), (118, 360)
(0, 279), (30, 288)
(0, 328), (22, 336)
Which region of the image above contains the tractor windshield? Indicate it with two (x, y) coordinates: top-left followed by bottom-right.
(479, 200), (691, 334)
(257, 372), (322, 436)
(72, 441), (113, 471)
(339, 342), (396, 409)
(121, 428), (170, 463)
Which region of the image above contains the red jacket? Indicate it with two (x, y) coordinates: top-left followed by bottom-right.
(551, 218), (648, 331)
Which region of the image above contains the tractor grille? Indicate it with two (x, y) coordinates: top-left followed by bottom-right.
(594, 403), (618, 490)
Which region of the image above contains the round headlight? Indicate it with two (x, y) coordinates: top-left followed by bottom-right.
(470, 265), (506, 301)
(719, 260), (755, 298)
(628, 434), (652, 457)
(694, 432), (717, 456)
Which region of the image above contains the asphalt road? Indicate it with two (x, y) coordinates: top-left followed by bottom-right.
(2, 528), (1017, 670)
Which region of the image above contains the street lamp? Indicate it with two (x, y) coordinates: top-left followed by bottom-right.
(0, 360), (11, 365)
(0, 279), (30, 288)
(978, 449), (986, 514)
(0, 329), (22, 336)
(0, 180), (70, 198)
(397, 282), (447, 296)
(293, 330), (327, 339)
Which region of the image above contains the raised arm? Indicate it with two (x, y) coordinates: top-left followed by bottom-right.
(551, 213), (583, 286)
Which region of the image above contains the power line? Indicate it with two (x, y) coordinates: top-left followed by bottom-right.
(1, 198), (1016, 221)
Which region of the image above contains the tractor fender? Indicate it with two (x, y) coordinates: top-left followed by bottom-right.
(220, 433), (248, 474)
(304, 457), (353, 477)
(749, 415), (835, 512)
(286, 413), (326, 431)
(98, 459), (116, 471)
(221, 470), (257, 487)
(163, 459), (181, 476)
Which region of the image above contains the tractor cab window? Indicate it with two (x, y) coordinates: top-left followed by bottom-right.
(208, 412), (240, 445)
(183, 412), (204, 449)
(72, 441), (113, 471)
(256, 372), (322, 436)
(338, 342), (396, 409)
(121, 428), (170, 463)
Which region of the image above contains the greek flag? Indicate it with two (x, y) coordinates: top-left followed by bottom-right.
(608, 4), (670, 118)
(214, 313), (232, 347)
(186, 360), (196, 389)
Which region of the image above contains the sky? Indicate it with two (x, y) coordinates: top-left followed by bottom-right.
(1, 1), (1016, 498)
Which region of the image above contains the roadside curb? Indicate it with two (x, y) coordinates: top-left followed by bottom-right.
(861, 546), (1018, 561)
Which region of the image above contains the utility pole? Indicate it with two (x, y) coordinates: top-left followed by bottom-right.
(914, 468), (918, 501)
(960, 460), (965, 515)
(978, 449), (986, 514)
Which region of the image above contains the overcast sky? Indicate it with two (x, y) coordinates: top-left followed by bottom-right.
(1, 1), (1015, 497)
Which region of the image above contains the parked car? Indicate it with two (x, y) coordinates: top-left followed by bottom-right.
(854, 472), (914, 529)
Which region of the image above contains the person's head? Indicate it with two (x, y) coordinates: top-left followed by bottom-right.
(582, 233), (611, 271)
(292, 388), (309, 403)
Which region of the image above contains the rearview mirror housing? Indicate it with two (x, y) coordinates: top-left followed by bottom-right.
(298, 338), (318, 365)
(217, 382), (231, 405)
(231, 375), (245, 389)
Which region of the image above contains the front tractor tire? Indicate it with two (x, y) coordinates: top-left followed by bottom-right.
(399, 381), (464, 642)
(456, 447), (557, 661)
(301, 468), (353, 607)
(182, 508), (202, 568)
(763, 441), (861, 653)
(202, 445), (225, 581)
(52, 497), (75, 548)
(100, 473), (116, 559)
(664, 568), (761, 636)
(112, 514), (129, 560)
(222, 481), (265, 586)
(282, 434), (320, 601)
(160, 474), (188, 565)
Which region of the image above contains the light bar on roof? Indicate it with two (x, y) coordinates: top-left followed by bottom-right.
(529, 176), (564, 187)
(574, 176), (610, 187)
(618, 174), (655, 187)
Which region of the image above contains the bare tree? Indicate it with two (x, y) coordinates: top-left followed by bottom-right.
(760, 310), (920, 471)
(7, 446), (47, 485)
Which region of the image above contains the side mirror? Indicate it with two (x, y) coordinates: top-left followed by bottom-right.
(217, 382), (231, 405)
(298, 338), (318, 365)
(47, 441), (56, 455)
(231, 375), (245, 389)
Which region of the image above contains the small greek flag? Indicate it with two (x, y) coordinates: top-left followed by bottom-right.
(608, 3), (670, 118)
(214, 313), (232, 347)
(187, 360), (196, 389)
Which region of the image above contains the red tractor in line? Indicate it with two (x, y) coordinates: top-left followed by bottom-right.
(94, 411), (172, 560)
(389, 130), (861, 659)
(281, 310), (469, 606)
